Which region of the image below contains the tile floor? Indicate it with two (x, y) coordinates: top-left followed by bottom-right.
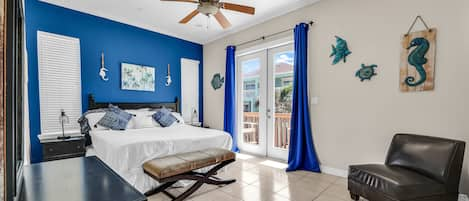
(148, 153), (366, 201)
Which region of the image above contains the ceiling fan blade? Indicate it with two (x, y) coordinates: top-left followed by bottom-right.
(179, 10), (200, 24)
(160, 0), (199, 3)
(214, 11), (232, 29)
(220, 2), (255, 15)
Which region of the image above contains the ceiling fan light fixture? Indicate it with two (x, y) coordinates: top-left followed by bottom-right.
(197, 3), (220, 16)
(163, 0), (255, 29)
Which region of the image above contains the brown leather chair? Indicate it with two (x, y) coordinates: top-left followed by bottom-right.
(348, 134), (466, 201)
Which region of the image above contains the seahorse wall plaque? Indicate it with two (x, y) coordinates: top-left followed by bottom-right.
(399, 28), (437, 92)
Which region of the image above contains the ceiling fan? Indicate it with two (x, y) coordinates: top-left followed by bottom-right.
(161, 0), (255, 29)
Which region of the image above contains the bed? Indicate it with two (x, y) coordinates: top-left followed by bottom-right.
(84, 95), (232, 193)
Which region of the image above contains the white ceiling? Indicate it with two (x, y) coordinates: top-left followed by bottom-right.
(40, 0), (320, 44)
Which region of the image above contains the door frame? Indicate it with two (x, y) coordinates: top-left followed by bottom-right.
(235, 36), (293, 160)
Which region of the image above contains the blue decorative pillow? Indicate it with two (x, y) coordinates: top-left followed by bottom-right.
(97, 111), (121, 130)
(152, 107), (177, 127)
(97, 105), (133, 130)
(109, 104), (133, 120)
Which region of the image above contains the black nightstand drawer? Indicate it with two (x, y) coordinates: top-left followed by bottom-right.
(41, 137), (86, 162)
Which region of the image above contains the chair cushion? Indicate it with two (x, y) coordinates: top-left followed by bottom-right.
(385, 134), (465, 183)
(143, 148), (235, 180)
(349, 164), (446, 200)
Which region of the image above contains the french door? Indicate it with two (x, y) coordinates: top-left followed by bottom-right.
(237, 43), (294, 160)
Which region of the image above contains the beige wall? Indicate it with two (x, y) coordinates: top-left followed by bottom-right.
(203, 0), (469, 193)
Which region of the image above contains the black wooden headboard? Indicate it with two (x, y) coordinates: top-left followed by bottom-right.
(87, 94), (180, 113)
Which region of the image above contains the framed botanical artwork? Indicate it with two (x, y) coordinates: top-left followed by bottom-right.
(121, 63), (155, 92)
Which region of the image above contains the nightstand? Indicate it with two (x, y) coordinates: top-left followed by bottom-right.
(189, 122), (202, 127)
(40, 136), (86, 162)
(188, 122), (210, 128)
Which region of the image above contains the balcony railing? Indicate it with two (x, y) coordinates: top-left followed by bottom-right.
(242, 112), (291, 149)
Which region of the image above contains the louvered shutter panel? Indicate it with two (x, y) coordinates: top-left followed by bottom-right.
(37, 31), (82, 134)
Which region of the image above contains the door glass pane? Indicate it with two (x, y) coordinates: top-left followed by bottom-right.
(273, 52), (294, 150)
(241, 59), (260, 145)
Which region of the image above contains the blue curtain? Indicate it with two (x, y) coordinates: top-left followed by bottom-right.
(224, 46), (239, 152)
(287, 23), (321, 172)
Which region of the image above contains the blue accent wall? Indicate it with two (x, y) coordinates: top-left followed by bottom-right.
(25, 0), (204, 163)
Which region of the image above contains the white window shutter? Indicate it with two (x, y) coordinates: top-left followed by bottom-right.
(37, 31), (82, 135)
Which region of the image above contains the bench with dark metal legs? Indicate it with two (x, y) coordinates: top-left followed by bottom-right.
(143, 148), (236, 201)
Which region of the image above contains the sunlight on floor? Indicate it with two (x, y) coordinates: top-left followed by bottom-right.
(235, 153), (255, 160)
(259, 160), (288, 169)
(149, 154), (349, 201)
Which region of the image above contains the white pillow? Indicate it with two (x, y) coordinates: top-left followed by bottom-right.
(171, 112), (185, 125)
(85, 112), (109, 131)
(125, 108), (150, 129)
(128, 111), (160, 129)
(135, 111), (154, 129)
(126, 116), (136, 129)
(125, 108), (150, 114)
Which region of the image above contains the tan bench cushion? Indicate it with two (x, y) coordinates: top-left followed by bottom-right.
(143, 148), (235, 180)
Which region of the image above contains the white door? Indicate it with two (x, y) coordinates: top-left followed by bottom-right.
(181, 58), (200, 123)
(267, 44), (294, 160)
(237, 51), (267, 156)
(237, 44), (294, 160)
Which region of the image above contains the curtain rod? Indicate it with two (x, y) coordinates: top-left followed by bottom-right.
(227, 21), (314, 50)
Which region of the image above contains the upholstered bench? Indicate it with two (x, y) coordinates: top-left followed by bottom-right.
(143, 148), (236, 201)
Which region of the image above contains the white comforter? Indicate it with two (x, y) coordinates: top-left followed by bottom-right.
(89, 124), (232, 193)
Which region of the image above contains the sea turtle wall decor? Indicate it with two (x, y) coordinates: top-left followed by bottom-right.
(356, 64), (378, 82)
(330, 36), (352, 65)
(211, 73), (225, 90)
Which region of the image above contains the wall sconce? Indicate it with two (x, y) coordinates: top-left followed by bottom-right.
(165, 64), (172, 86)
(99, 52), (109, 81)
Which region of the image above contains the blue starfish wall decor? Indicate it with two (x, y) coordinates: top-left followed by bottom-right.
(330, 36), (352, 65)
(355, 64), (378, 82)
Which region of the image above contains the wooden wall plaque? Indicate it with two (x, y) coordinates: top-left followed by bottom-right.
(399, 28), (437, 92)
